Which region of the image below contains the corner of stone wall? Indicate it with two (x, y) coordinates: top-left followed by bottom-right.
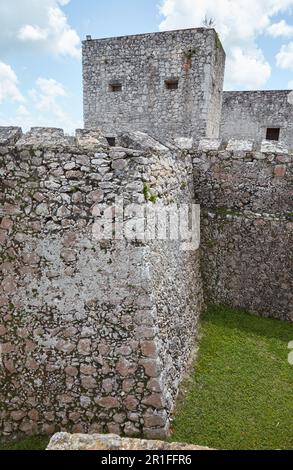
(192, 138), (292, 321)
(0, 128), (203, 439)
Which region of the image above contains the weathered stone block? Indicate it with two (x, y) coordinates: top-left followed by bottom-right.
(0, 126), (22, 145)
(46, 433), (212, 450)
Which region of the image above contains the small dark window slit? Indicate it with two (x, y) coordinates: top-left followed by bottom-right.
(165, 79), (179, 90)
(106, 137), (116, 147)
(109, 83), (122, 92)
(266, 128), (280, 141)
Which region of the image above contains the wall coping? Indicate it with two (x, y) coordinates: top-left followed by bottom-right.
(0, 127), (292, 155)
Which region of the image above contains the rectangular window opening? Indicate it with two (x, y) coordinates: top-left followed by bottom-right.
(165, 79), (179, 90)
(109, 83), (122, 93)
(266, 128), (280, 141)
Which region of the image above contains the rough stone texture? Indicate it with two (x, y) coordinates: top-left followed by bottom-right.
(16, 127), (72, 147)
(193, 142), (292, 322)
(198, 138), (222, 151)
(0, 127), (203, 439)
(47, 432), (211, 450)
(226, 139), (254, 152)
(201, 212), (292, 321)
(75, 129), (109, 148)
(82, 28), (225, 143)
(260, 139), (289, 154)
(116, 131), (170, 152)
(221, 91), (293, 149)
(0, 123), (291, 442)
(1, 25), (292, 443)
(0, 127), (22, 146)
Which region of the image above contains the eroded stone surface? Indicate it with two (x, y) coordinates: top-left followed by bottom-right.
(47, 433), (211, 451)
(0, 127), (22, 145)
(198, 139), (222, 151)
(226, 139), (254, 152)
(193, 146), (292, 322)
(75, 129), (109, 148)
(16, 127), (71, 147)
(0, 130), (203, 439)
(261, 140), (289, 154)
(116, 131), (169, 152)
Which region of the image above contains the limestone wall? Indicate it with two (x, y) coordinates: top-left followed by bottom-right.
(220, 91), (293, 149)
(82, 28), (225, 143)
(0, 127), (203, 439)
(1, 125), (291, 442)
(193, 139), (292, 321)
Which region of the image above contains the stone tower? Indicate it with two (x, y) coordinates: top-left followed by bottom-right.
(82, 28), (225, 144)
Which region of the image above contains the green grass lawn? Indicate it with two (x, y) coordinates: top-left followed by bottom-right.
(170, 305), (293, 450)
(0, 435), (49, 451)
(1, 305), (292, 450)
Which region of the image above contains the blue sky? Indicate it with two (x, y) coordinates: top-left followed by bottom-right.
(0, 0), (293, 133)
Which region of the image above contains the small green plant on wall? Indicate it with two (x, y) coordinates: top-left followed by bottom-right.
(143, 183), (158, 204)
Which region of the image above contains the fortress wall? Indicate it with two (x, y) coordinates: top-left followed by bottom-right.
(0, 127), (203, 439)
(1, 123), (291, 444)
(205, 35), (225, 139)
(193, 140), (292, 321)
(83, 28), (225, 143)
(220, 91), (293, 149)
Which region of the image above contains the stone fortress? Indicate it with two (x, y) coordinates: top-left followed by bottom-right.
(83, 28), (293, 149)
(0, 28), (292, 440)
(83, 28), (225, 144)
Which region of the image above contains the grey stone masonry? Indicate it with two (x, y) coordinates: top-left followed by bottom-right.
(220, 90), (293, 149)
(82, 28), (225, 144)
(0, 126), (292, 443)
(193, 139), (293, 322)
(0, 127), (22, 146)
(0, 126), (203, 440)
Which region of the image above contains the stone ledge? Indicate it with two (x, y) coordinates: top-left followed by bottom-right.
(117, 131), (170, 152)
(46, 433), (212, 451)
(0, 126), (22, 145)
(0, 127), (170, 152)
(198, 138), (292, 154)
(1, 127), (292, 155)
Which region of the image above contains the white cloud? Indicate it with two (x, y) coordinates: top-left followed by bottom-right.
(227, 47), (271, 89)
(0, 0), (80, 59)
(36, 77), (67, 97)
(48, 6), (68, 32)
(3, 76), (81, 133)
(0, 61), (24, 103)
(267, 20), (293, 38)
(276, 42), (293, 69)
(18, 25), (48, 41)
(288, 79), (293, 87)
(54, 27), (81, 60)
(16, 105), (30, 116)
(31, 78), (67, 120)
(159, 0), (293, 89)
